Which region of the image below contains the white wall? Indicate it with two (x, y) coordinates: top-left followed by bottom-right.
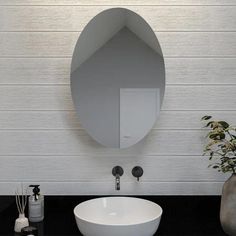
(0, 0), (235, 195)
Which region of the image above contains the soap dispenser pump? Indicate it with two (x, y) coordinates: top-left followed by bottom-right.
(28, 185), (44, 222)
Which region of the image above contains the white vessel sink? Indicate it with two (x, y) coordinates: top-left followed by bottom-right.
(74, 197), (163, 236)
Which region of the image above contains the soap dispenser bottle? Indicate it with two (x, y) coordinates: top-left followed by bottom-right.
(28, 185), (44, 222)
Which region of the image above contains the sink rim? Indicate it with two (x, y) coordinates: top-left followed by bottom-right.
(74, 196), (163, 226)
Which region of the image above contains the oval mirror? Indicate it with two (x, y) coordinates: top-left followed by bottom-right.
(71, 8), (165, 148)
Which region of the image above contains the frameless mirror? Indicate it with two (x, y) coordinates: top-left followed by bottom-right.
(71, 8), (165, 148)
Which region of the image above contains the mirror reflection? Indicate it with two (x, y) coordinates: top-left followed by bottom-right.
(71, 8), (165, 148)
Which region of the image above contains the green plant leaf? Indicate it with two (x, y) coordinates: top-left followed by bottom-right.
(209, 151), (214, 160)
(201, 116), (236, 174)
(201, 115), (212, 121)
(213, 165), (219, 169)
(232, 134), (236, 139)
(218, 121), (229, 129)
(206, 121), (214, 127)
(209, 133), (225, 140)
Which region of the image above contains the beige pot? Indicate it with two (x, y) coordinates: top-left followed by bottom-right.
(220, 174), (236, 236)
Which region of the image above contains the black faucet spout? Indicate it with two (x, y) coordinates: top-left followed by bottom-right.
(115, 174), (120, 190)
(112, 166), (124, 191)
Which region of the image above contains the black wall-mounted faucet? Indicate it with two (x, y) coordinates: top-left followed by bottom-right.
(132, 166), (143, 181)
(112, 166), (124, 190)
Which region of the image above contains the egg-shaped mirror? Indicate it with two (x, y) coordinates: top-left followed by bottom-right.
(71, 8), (165, 148)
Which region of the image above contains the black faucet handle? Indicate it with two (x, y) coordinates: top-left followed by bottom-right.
(132, 166), (143, 181)
(112, 166), (124, 177)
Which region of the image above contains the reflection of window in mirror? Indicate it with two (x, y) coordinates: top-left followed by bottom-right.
(120, 88), (160, 148)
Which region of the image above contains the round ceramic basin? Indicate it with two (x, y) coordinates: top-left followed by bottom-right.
(74, 197), (163, 236)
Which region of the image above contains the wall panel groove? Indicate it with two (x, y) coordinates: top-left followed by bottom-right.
(0, 111), (235, 130)
(1, 6), (236, 31)
(0, 155), (228, 182)
(0, 182), (225, 196)
(0, 58), (236, 85)
(0, 129), (223, 156)
(0, 32), (235, 57)
(0, 0), (235, 6)
(0, 85), (235, 111)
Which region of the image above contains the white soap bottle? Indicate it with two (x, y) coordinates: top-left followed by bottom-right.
(28, 185), (44, 222)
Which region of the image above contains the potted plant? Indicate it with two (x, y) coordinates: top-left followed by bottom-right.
(202, 115), (236, 236)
